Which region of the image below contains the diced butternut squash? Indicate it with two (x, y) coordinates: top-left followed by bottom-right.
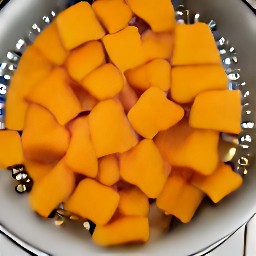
(128, 87), (184, 139)
(65, 178), (120, 225)
(156, 170), (204, 223)
(92, 216), (149, 246)
(9, 45), (52, 97)
(172, 166), (194, 181)
(33, 21), (68, 65)
(97, 154), (119, 186)
(71, 86), (98, 112)
(142, 30), (173, 62)
(56, 2), (105, 50)
(64, 116), (98, 178)
(120, 139), (169, 198)
(154, 119), (219, 175)
(29, 160), (75, 217)
(65, 41), (105, 82)
(126, 0), (175, 33)
(0, 130), (23, 169)
(171, 65), (228, 103)
(5, 88), (28, 131)
(102, 26), (145, 72)
(189, 90), (241, 134)
(92, 0), (132, 34)
(27, 68), (81, 125)
(118, 186), (149, 217)
(82, 63), (124, 100)
(118, 78), (138, 113)
(191, 163), (243, 203)
(22, 104), (70, 163)
(172, 23), (221, 66)
(88, 99), (138, 157)
(24, 159), (55, 183)
(125, 59), (171, 91)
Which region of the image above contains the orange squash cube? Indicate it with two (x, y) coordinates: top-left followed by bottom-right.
(156, 170), (204, 223)
(191, 163), (243, 203)
(56, 2), (105, 50)
(171, 65), (228, 103)
(97, 154), (120, 186)
(64, 116), (98, 178)
(189, 90), (241, 134)
(33, 21), (68, 65)
(82, 63), (124, 100)
(92, 0), (132, 34)
(118, 78), (139, 113)
(125, 59), (171, 91)
(9, 45), (52, 97)
(88, 99), (138, 157)
(172, 23), (221, 66)
(22, 104), (70, 163)
(24, 159), (55, 184)
(0, 130), (23, 169)
(126, 0), (175, 32)
(142, 30), (173, 62)
(29, 160), (75, 218)
(5, 89), (28, 131)
(92, 216), (149, 246)
(128, 87), (184, 139)
(27, 67), (81, 125)
(120, 139), (169, 198)
(65, 41), (105, 82)
(102, 26), (145, 72)
(65, 178), (120, 225)
(118, 186), (149, 217)
(154, 119), (219, 175)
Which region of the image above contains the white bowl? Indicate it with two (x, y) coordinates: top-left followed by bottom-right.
(0, 0), (256, 255)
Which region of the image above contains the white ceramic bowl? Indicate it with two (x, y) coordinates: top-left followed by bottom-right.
(0, 0), (256, 255)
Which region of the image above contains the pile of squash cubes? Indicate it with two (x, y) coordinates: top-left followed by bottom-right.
(0, 0), (242, 246)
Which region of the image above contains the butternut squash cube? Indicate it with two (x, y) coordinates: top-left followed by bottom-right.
(65, 41), (105, 82)
(171, 65), (228, 103)
(172, 23), (221, 66)
(92, 0), (132, 34)
(154, 119), (219, 175)
(118, 79), (138, 113)
(24, 159), (55, 184)
(88, 99), (138, 157)
(191, 163), (243, 203)
(92, 216), (149, 246)
(22, 104), (70, 163)
(102, 26), (145, 72)
(142, 30), (173, 62)
(120, 139), (169, 198)
(118, 186), (149, 217)
(156, 171), (204, 223)
(126, 0), (175, 32)
(33, 21), (68, 65)
(125, 59), (171, 91)
(72, 86), (98, 112)
(27, 68), (81, 125)
(29, 160), (75, 218)
(64, 116), (98, 178)
(189, 90), (241, 134)
(56, 2), (105, 50)
(82, 63), (124, 100)
(0, 130), (23, 169)
(5, 89), (28, 131)
(128, 87), (184, 139)
(65, 178), (120, 225)
(97, 154), (119, 186)
(9, 45), (52, 97)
